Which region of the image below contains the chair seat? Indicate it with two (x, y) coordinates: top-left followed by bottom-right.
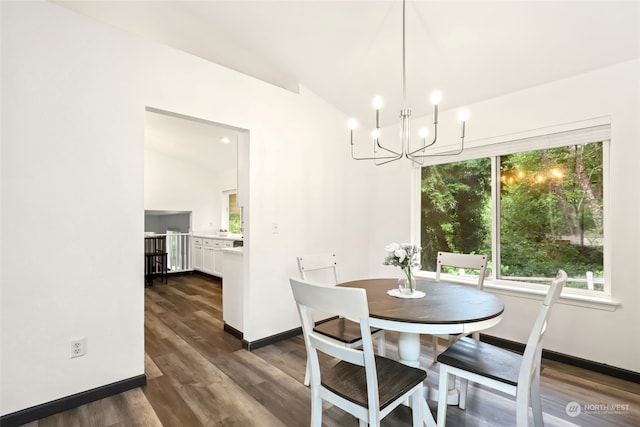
(437, 337), (522, 387)
(314, 317), (383, 345)
(322, 355), (427, 410)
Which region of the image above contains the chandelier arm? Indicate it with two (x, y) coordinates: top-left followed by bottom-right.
(407, 137), (437, 156)
(375, 153), (404, 165)
(404, 151), (425, 166)
(376, 140), (402, 156)
(407, 137), (465, 159)
(351, 143), (402, 162)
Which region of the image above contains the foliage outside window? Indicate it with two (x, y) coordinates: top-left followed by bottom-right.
(420, 141), (604, 292)
(222, 191), (241, 234)
(228, 193), (241, 234)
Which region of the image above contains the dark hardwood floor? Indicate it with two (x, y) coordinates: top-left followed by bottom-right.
(23, 274), (640, 426)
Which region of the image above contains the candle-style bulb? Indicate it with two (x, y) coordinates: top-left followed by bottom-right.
(419, 128), (429, 139)
(373, 96), (383, 110)
(348, 118), (358, 130)
(430, 90), (442, 105)
(372, 128), (381, 139)
(458, 109), (469, 122)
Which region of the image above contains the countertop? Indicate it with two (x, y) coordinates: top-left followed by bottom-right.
(193, 233), (243, 242)
(221, 247), (244, 255)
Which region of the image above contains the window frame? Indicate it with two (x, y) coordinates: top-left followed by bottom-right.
(221, 189), (241, 233)
(415, 122), (613, 303)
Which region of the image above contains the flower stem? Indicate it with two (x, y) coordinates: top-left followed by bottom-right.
(405, 267), (414, 293)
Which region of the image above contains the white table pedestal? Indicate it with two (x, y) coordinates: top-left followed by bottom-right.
(397, 331), (460, 405)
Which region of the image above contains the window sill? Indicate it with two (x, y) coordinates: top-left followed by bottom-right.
(414, 271), (620, 312)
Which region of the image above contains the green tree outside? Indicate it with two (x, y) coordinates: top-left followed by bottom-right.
(420, 142), (603, 289)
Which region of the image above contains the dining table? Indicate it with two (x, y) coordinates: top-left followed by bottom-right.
(338, 277), (505, 412)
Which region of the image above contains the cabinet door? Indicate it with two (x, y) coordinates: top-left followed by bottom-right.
(213, 249), (223, 277)
(193, 245), (203, 271)
(203, 247), (215, 274)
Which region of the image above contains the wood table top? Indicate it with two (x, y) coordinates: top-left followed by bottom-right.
(339, 278), (504, 325)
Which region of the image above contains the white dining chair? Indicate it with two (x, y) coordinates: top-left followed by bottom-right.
(290, 277), (429, 427)
(436, 270), (568, 427)
(432, 251), (488, 357)
(297, 253), (385, 386)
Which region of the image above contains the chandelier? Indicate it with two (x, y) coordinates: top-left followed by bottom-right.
(348, 0), (468, 166)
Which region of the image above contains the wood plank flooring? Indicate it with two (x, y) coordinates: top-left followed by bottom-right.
(23, 274), (640, 426)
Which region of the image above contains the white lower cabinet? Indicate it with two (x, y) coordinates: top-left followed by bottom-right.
(193, 237), (234, 277)
(193, 238), (204, 270)
(203, 247), (215, 273)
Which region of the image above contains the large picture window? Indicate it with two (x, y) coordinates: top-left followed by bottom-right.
(420, 128), (607, 294)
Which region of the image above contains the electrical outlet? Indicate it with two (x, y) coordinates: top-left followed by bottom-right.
(70, 337), (86, 358)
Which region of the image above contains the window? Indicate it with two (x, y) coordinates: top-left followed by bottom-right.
(419, 126), (608, 294)
(222, 190), (242, 234)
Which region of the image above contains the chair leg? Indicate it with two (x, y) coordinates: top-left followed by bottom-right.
(410, 386), (424, 427)
(516, 387), (531, 427)
(459, 378), (468, 410)
(311, 390), (323, 427)
(377, 332), (386, 357)
(437, 367), (450, 427)
(530, 374), (544, 426)
(432, 335), (439, 358)
(304, 358), (311, 386)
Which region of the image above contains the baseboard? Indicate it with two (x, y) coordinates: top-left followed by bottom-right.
(223, 323), (243, 340)
(240, 328), (640, 383)
(240, 317), (334, 351)
(0, 374), (147, 427)
(243, 327), (302, 351)
(192, 270), (223, 281)
(481, 334), (640, 384)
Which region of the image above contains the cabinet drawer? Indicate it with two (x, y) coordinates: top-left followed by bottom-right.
(213, 240), (223, 248)
(202, 239), (215, 246)
(193, 238), (203, 245)
(223, 241), (233, 248)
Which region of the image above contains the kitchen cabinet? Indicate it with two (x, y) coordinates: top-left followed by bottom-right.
(193, 237), (204, 270)
(193, 236), (235, 277)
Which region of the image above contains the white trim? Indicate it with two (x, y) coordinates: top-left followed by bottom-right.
(486, 281), (619, 311)
(413, 271), (619, 312)
(418, 118), (611, 166)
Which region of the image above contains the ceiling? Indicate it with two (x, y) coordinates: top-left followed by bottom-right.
(57, 0), (640, 131)
(144, 110), (240, 170)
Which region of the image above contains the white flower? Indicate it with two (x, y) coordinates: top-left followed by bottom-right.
(385, 243), (400, 252)
(383, 242), (422, 270)
(394, 249), (407, 262)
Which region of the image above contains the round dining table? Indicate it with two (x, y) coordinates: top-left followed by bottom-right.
(339, 277), (504, 407)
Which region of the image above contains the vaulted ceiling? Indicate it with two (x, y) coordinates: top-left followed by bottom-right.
(57, 1), (640, 133)
(55, 0), (640, 125)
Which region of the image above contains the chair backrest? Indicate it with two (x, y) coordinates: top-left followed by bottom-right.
(297, 253), (338, 285)
(517, 270), (567, 408)
(436, 251), (488, 289)
(289, 277), (380, 409)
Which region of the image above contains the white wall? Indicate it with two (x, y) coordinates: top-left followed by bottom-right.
(0, 0), (371, 415)
(368, 59), (640, 373)
(144, 148), (222, 232)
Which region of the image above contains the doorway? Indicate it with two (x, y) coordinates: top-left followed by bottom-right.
(144, 106), (248, 242)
